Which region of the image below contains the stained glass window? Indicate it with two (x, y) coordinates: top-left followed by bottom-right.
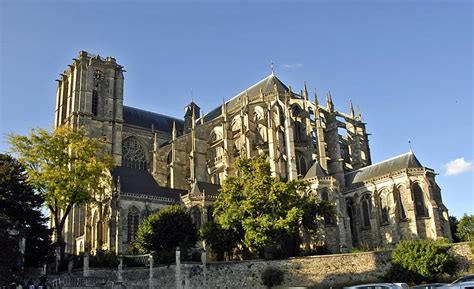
(122, 137), (147, 170)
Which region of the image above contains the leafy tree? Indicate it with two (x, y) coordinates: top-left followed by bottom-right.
(8, 126), (113, 262)
(133, 205), (197, 263)
(209, 154), (331, 259)
(0, 154), (53, 283)
(449, 215), (460, 242)
(386, 239), (455, 283)
(200, 221), (240, 261)
(456, 214), (474, 242)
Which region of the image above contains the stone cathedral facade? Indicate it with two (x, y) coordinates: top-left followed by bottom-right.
(54, 51), (451, 256)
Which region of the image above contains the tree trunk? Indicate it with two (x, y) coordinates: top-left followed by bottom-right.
(52, 204), (72, 272)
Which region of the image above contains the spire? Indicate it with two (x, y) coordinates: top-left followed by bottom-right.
(357, 105), (363, 121)
(303, 82), (308, 101)
(314, 88), (319, 107)
(271, 61), (275, 75)
(326, 91), (334, 112)
(349, 99), (355, 118)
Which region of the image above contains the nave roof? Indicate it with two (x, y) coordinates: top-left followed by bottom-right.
(345, 151), (424, 188)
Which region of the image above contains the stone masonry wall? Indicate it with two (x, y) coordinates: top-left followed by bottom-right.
(51, 243), (472, 289)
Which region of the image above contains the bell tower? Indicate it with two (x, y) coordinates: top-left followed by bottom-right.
(54, 51), (125, 165)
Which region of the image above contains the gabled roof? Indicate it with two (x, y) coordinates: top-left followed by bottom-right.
(190, 181), (221, 196)
(304, 160), (328, 179)
(202, 74), (292, 123)
(123, 106), (184, 133)
(345, 151), (423, 187)
(111, 166), (185, 201)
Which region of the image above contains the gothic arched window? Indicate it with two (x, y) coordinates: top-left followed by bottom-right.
(379, 193), (389, 225)
(127, 208), (140, 243)
(321, 190), (335, 226)
(296, 153), (307, 177)
(190, 207), (202, 229)
(294, 121), (303, 141)
(122, 137), (147, 170)
(361, 194), (372, 229)
(396, 186), (407, 220)
(413, 183), (428, 218)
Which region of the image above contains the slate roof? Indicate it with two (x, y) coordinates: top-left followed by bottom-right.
(345, 151), (423, 188)
(123, 106), (184, 133)
(304, 160), (328, 179)
(111, 166), (185, 201)
(202, 74), (292, 123)
(190, 181), (221, 196)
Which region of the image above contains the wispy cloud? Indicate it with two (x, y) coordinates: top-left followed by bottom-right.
(280, 63), (303, 69)
(444, 157), (473, 176)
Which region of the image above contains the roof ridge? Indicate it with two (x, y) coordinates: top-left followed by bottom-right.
(200, 74), (288, 121)
(124, 105), (184, 123)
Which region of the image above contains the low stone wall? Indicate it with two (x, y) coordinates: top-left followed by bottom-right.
(49, 243), (472, 289)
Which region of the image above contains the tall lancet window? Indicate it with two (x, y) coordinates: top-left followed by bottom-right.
(122, 137), (148, 170)
(361, 194), (372, 229)
(413, 183), (428, 217)
(127, 207), (140, 243)
(296, 153), (307, 177)
(92, 90), (99, 116)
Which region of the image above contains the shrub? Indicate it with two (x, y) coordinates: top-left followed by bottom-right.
(89, 250), (119, 268)
(261, 266), (284, 288)
(386, 239), (456, 283)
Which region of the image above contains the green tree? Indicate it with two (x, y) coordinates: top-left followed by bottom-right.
(0, 154), (53, 283)
(449, 215), (460, 242)
(8, 126), (113, 263)
(209, 155), (330, 259)
(133, 205), (197, 263)
(456, 214), (474, 242)
(200, 221), (240, 261)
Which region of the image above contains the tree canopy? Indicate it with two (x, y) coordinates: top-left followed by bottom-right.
(8, 126), (113, 261)
(133, 205), (198, 263)
(456, 214), (474, 242)
(0, 154), (53, 283)
(206, 154), (331, 259)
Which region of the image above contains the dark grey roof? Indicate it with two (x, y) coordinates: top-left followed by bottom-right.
(190, 181), (221, 196)
(202, 74), (291, 123)
(123, 106), (184, 133)
(304, 160), (328, 179)
(345, 152), (423, 187)
(111, 166), (185, 201)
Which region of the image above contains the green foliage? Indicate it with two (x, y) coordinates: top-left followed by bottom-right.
(0, 154), (53, 278)
(449, 216), (460, 242)
(386, 239), (456, 283)
(209, 154), (331, 259)
(133, 205), (197, 263)
(200, 221), (240, 261)
(261, 266), (284, 288)
(8, 126), (113, 260)
(456, 214), (474, 242)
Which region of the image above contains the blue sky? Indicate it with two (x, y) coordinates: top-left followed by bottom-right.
(0, 0), (472, 218)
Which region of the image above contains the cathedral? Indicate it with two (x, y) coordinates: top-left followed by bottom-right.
(54, 51), (452, 256)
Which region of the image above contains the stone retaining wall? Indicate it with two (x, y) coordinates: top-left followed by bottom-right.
(50, 243), (472, 289)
